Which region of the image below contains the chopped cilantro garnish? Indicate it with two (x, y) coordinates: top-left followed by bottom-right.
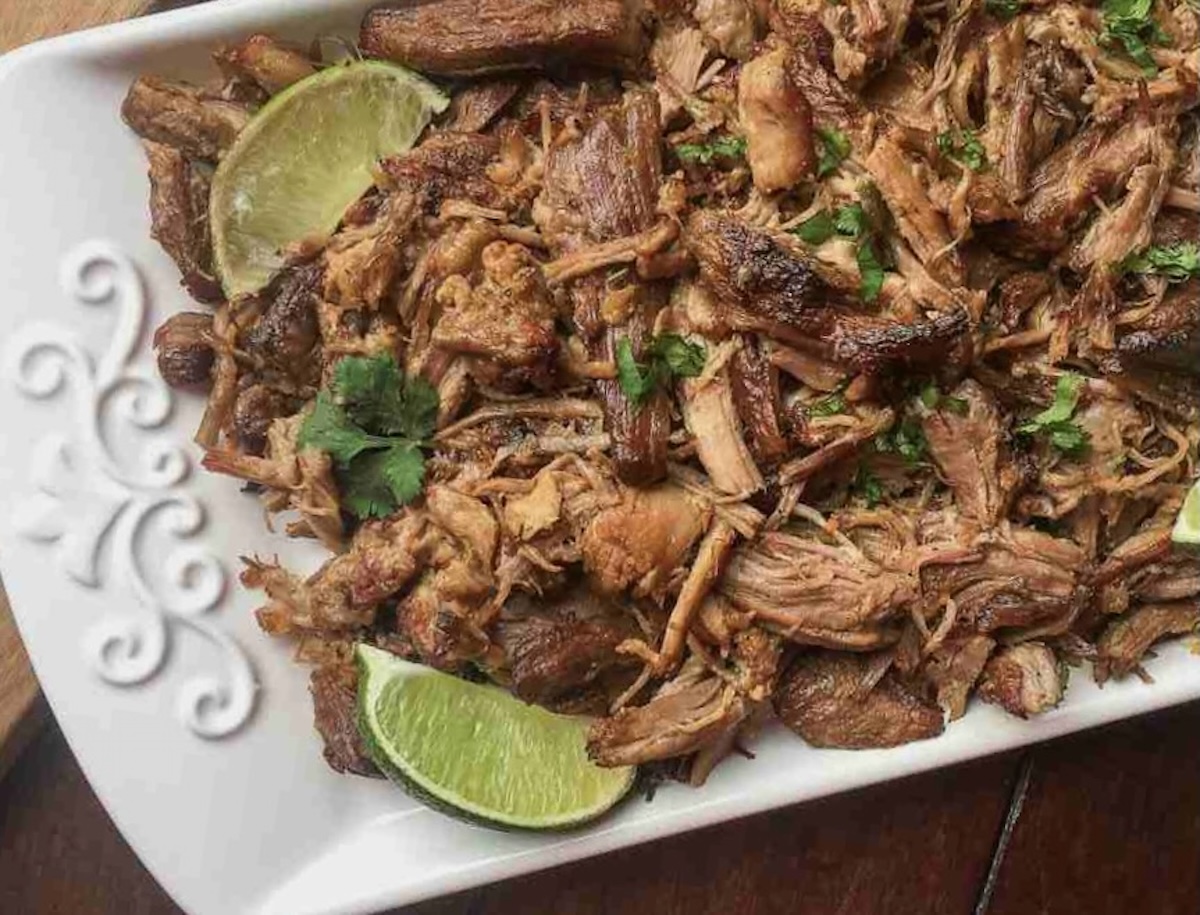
(854, 465), (886, 506)
(936, 129), (989, 171)
(1017, 372), (1091, 457)
(816, 126), (851, 178)
(1120, 242), (1200, 282)
(919, 383), (970, 415)
(809, 392), (847, 417)
(986, 0), (1023, 19)
(1100, 0), (1167, 76)
(793, 211), (837, 245)
(856, 238), (887, 303)
(616, 334), (707, 405)
(675, 135), (747, 165)
(875, 417), (927, 465)
(298, 355), (439, 519)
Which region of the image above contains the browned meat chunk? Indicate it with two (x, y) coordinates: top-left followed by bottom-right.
(730, 338), (791, 466)
(240, 261), (322, 375)
(444, 79), (522, 132)
(694, 0), (759, 60)
(232, 384), (296, 456)
(153, 312), (215, 390)
(923, 634), (996, 720)
(1095, 602), (1200, 682)
(496, 587), (641, 714)
(214, 34), (316, 95)
(143, 142), (222, 304)
(310, 663), (380, 777)
(432, 241), (560, 391)
(581, 486), (708, 601)
(323, 191), (419, 311)
(587, 659), (748, 767)
(976, 643), (1064, 717)
(122, 76), (250, 161)
(774, 650), (945, 749)
(360, 0), (646, 76)
(1119, 281), (1200, 376)
(738, 46), (815, 193)
(722, 530), (918, 641)
(681, 367), (763, 495)
(380, 132), (503, 215)
(922, 527), (1084, 635)
(919, 380), (1019, 525)
(686, 211), (969, 371)
(536, 90), (671, 485)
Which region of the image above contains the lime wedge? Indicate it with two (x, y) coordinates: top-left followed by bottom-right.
(211, 61), (448, 297)
(1173, 481), (1200, 548)
(355, 644), (635, 830)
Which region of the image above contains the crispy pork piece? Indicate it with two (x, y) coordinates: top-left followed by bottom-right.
(587, 658), (749, 767)
(143, 141), (222, 303)
(921, 526), (1084, 635)
(443, 79), (523, 132)
(380, 132), (504, 214)
(1095, 602), (1200, 683)
(536, 89), (671, 485)
(694, 0), (759, 60)
(738, 46), (815, 193)
(922, 634), (996, 720)
(213, 34), (316, 95)
(722, 530), (918, 640)
(686, 211), (969, 371)
(153, 312), (215, 390)
(322, 191), (419, 311)
(976, 643), (1064, 717)
(918, 380), (1020, 525)
(1118, 280), (1200, 376)
(729, 338), (791, 466)
(122, 76), (250, 161)
(496, 587), (641, 714)
(431, 241), (561, 391)
(360, 0), (646, 76)
(782, 41), (868, 144)
(774, 650), (945, 749)
(240, 261), (323, 375)
(581, 485), (709, 601)
(680, 366), (763, 495)
(232, 383), (297, 456)
(310, 663), (381, 777)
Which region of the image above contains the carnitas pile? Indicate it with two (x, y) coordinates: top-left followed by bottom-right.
(124, 0), (1200, 783)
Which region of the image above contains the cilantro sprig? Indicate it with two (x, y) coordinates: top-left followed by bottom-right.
(919, 383), (970, 416)
(809, 392), (847, 417)
(298, 355), (439, 519)
(1017, 372), (1091, 457)
(790, 200), (889, 302)
(875, 417), (928, 465)
(986, 0), (1023, 19)
(854, 464), (886, 507)
(675, 135), (747, 166)
(936, 129), (989, 172)
(616, 334), (706, 405)
(1120, 242), (1200, 283)
(1100, 0), (1169, 76)
(816, 126), (851, 178)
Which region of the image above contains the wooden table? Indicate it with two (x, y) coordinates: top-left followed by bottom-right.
(2, 4), (1199, 913)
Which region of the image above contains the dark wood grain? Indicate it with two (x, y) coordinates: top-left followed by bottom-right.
(986, 700), (1200, 915)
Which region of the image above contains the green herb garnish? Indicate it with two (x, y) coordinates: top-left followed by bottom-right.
(834, 203), (867, 237)
(793, 211), (837, 245)
(919, 383), (970, 415)
(298, 355), (439, 519)
(1120, 242), (1200, 282)
(809, 392), (847, 417)
(816, 127), (851, 178)
(854, 465), (885, 506)
(986, 0), (1023, 19)
(875, 417), (927, 465)
(1017, 372), (1091, 456)
(936, 129), (989, 171)
(856, 239), (887, 303)
(1100, 0), (1168, 76)
(616, 334), (707, 405)
(675, 135), (748, 165)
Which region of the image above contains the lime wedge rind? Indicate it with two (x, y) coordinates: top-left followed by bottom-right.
(356, 645), (636, 831)
(211, 60), (448, 297)
(1173, 482), (1200, 547)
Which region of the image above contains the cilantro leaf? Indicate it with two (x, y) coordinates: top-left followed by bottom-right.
(919, 383), (970, 415)
(875, 418), (927, 465)
(986, 0), (1022, 19)
(792, 211), (837, 245)
(1120, 242), (1200, 282)
(299, 355), (440, 520)
(649, 334), (706, 378)
(810, 392), (847, 416)
(675, 135), (747, 165)
(936, 129), (989, 171)
(816, 127), (851, 178)
(1018, 372), (1091, 456)
(834, 203), (867, 238)
(1101, 0), (1165, 76)
(856, 239), (887, 303)
(854, 465), (885, 506)
(617, 334), (707, 405)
